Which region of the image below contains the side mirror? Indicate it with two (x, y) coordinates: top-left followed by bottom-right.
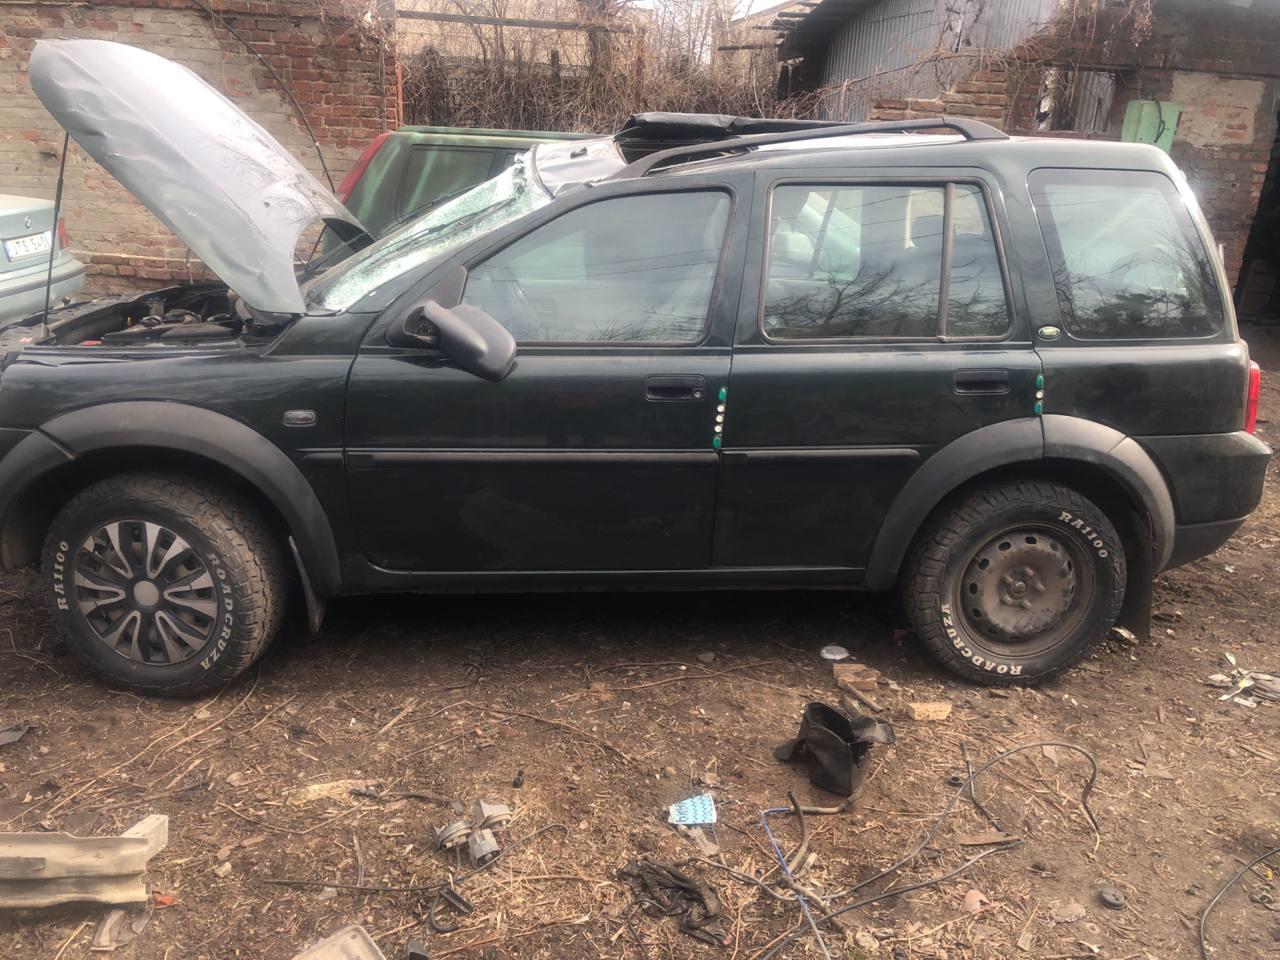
(396, 300), (517, 383)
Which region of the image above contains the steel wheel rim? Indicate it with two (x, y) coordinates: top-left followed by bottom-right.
(73, 519), (218, 665)
(951, 524), (1093, 655)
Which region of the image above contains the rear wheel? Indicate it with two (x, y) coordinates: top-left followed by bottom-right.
(43, 473), (285, 697)
(902, 480), (1126, 684)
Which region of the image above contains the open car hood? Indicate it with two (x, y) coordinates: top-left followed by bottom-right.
(29, 39), (368, 315)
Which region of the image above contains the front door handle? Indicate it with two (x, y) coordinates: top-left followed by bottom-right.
(953, 368), (1011, 395)
(645, 374), (705, 402)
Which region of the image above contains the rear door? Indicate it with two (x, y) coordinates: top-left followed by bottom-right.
(714, 169), (1041, 573)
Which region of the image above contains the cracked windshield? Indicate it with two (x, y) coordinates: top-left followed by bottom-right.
(305, 154), (549, 312)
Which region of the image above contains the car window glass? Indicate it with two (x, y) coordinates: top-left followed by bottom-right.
(947, 185), (1010, 337)
(401, 146), (499, 221)
(764, 185), (942, 339)
(1029, 169), (1223, 338)
(462, 191), (730, 343)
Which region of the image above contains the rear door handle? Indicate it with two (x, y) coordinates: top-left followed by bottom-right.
(953, 369), (1010, 395)
(645, 374), (705, 402)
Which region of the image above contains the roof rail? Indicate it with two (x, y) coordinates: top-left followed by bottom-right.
(613, 116), (1009, 179)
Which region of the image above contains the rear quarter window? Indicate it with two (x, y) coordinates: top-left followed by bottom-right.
(1029, 168), (1224, 339)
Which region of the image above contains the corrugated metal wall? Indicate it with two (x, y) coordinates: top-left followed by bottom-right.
(816, 0), (1059, 120)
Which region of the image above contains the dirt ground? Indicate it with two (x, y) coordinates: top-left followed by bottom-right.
(2, 339), (1279, 960)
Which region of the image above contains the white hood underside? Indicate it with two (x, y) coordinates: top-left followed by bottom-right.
(29, 39), (367, 314)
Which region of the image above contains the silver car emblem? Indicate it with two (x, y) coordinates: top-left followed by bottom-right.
(23, 215), (32, 230)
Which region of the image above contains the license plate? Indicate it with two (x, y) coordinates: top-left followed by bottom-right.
(3, 231), (52, 261)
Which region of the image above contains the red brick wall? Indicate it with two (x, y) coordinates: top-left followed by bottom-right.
(0, 1), (398, 294)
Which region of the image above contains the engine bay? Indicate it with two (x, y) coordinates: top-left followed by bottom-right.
(0, 282), (288, 353)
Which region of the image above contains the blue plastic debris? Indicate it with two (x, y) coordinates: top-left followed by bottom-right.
(668, 793), (717, 825)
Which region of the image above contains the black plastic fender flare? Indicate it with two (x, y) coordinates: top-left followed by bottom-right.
(0, 401), (341, 595)
(863, 418), (1043, 589)
(863, 415), (1176, 588)
(1040, 414), (1175, 573)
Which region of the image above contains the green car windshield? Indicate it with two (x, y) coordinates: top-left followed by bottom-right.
(304, 154), (550, 313)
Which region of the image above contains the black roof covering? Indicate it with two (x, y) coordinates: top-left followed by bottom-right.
(614, 112), (842, 161)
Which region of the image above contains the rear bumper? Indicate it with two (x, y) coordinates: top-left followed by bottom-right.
(1165, 517), (1247, 570)
(1139, 430), (1272, 571)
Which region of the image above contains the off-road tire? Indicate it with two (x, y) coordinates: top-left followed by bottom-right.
(902, 480), (1126, 685)
(42, 473), (286, 697)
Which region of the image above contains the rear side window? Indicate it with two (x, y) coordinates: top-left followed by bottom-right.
(462, 191), (730, 344)
(762, 183), (1010, 340)
(1029, 169), (1224, 339)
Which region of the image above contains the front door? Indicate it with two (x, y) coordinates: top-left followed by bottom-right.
(345, 186), (740, 572)
(714, 172), (1041, 572)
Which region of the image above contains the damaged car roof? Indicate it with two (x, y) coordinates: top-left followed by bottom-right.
(28, 39), (368, 315)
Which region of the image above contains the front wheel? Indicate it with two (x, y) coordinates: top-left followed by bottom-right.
(902, 480), (1126, 685)
(42, 473), (286, 697)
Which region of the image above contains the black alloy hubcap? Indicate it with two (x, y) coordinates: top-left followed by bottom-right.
(72, 520), (218, 664)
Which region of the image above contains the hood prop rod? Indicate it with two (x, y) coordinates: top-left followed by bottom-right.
(38, 130), (70, 343)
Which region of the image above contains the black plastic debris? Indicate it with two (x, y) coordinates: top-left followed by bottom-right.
(774, 702), (895, 796)
(0, 723), (32, 748)
(619, 857), (729, 947)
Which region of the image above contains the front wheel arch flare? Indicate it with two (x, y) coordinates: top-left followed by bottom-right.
(25, 402), (339, 594)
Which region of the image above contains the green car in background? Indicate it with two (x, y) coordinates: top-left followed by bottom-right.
(336, 125), (590, 238)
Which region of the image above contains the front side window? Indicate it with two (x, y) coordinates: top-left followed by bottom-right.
(1029, 169), (1224, 339)
(462, 191), (730, 343)
(762, 183), (1009, 339)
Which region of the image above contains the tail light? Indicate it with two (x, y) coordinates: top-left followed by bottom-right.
(1245, 360), (1261, 434)
(55, 217), (68, 250)
(336, 132), (392, 204)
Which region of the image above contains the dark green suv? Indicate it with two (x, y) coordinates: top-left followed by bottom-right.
(1, 40), (1269, 695)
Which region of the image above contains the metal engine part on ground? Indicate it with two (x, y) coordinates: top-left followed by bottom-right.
(468, 828), (500, 866)
(290, 925), (386, 960)
(433, 820), (471, 851)
(471, 799), (513, 831)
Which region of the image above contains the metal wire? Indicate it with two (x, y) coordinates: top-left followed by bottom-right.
(1199, 846), (1280, 959)
(761, 802), (832, 960)
(754, 740), (1098, 959)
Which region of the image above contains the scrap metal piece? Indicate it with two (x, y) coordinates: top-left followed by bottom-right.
(406, 940), (429, 960)
(291, 925), (387, 960)
(1098, 886), (1126, 910)
(0, 815), (168, 909)
(0, 723), (33, 748)
(433, 820), (471, 851)
(467, 828), (499, 866)
(428, 885), (475, 933)
(471, 800), (513, 831)
(90, 898), (154, 952)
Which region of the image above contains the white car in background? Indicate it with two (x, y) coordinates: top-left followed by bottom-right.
(0, 193), (85, 325)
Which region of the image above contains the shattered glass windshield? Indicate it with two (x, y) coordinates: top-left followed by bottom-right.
(304, 154), (550, 312)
